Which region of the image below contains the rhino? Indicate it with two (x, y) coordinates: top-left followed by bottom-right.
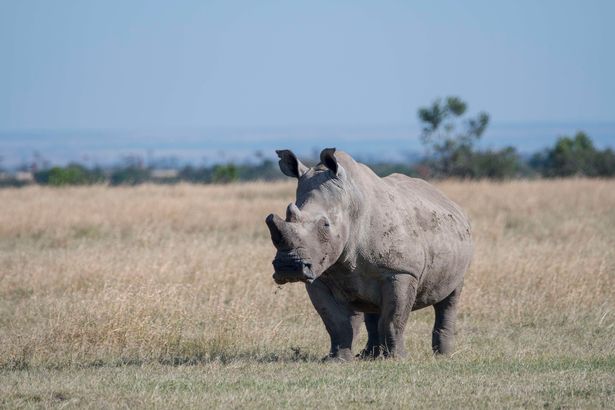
(265, 148), (473, 360)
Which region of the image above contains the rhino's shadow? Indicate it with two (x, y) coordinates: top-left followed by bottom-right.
(155, 348), (322, 366)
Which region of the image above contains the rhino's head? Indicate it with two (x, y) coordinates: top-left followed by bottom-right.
(266, 148), (353, 285)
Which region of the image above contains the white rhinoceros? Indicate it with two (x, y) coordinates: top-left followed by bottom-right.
(266, 148), (473, 360)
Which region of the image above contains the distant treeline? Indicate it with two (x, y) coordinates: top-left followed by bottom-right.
(0, 130), (613, 188)
(2, 96), (614, 187)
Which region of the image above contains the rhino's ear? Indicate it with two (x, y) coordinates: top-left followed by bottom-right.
(320, 148), (339, 175)
(276, 149), (308, 178)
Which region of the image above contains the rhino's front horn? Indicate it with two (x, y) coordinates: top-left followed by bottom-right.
(266, 213), (287, 249)
(285, 203), (302, 222)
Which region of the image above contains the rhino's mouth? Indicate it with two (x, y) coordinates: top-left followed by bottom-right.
(272, 255), (315, 285)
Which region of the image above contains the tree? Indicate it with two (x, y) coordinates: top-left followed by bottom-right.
(212, 164), (238, 183)
(34, 164), (105, 186)
(418, 96), (489, 177)
(595, 148), (615, 177)
(530, 131), (615, 177)
(110, 166), (151, 186)
(470, 147), (523, 179)
(417, 96), (521, 179)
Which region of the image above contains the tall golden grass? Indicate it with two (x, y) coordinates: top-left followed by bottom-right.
(1, 179), (614, 370)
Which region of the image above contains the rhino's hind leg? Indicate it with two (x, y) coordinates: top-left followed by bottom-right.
(306, 279), (361, 361)
(432, 283), (463, 355)
(358, 313), (381, 359)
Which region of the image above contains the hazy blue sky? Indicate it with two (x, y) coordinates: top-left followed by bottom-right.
(2, 0), (615, 131)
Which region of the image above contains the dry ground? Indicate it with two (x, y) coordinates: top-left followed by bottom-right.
(1, 179), (614, 408)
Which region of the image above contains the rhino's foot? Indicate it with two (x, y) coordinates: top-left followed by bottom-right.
(321, 355), (350, 363)
(322, 349), (354, 363)
(381, 347), (408, 359)
(357, 345), (381, 360)
(432, 329), (454, 356)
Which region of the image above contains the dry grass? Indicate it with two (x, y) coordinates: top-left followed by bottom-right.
(1, 179), (614, 408)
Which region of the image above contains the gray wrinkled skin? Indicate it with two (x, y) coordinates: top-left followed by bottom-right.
(266, 148), (473, 360)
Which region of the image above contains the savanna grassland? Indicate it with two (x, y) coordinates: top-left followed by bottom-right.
(1, 179), (614, 408)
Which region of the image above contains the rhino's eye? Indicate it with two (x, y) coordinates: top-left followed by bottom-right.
(318, 216), (331, 229)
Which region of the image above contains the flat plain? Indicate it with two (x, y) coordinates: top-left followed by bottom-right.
(1, 179), (614, 408)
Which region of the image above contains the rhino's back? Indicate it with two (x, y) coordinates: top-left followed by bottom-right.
(382, 174), (468, 221)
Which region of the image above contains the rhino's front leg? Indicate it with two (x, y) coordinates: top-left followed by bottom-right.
(306, 279), (362, 361)
(378, 274), (417, 358)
